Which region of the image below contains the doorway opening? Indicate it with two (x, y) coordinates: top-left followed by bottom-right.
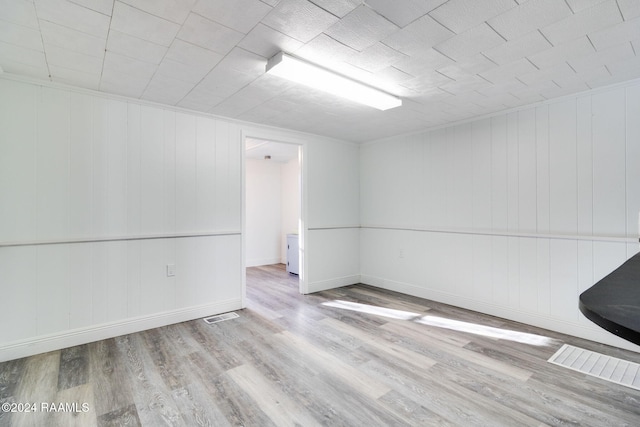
(243, 137), (303, 300)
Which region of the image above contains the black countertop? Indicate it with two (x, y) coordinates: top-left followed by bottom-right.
(579, 252), (640, 346)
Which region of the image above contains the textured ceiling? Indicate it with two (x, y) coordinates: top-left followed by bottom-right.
(1, 0), (639, 143)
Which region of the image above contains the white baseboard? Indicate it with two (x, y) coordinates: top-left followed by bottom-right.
(307, 274), (360, 294)
(360, 274), (640, 354)
(246, 258), (283, 267)
(0, 299), (242, 362)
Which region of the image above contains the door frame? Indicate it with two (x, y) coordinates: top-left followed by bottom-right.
(240, 129), (308, 307)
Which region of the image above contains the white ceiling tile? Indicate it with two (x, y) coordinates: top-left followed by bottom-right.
(616, 0), (640, 20)
(527, 36), (594, 69)
(540, 0), (622, 46)
(454, 54), (499, 75)
(439, 74), (492, 95)
(49, 64), (100, 89)
(295, 34), (358, 66)
(476, 78), (527, 97)
(103, 51), (157, 80)
(436, 64), (472, 80)
(488, 0), (573, 41)
(111, 1), (180, 46)
(164, 38), (222, 67)
(565, 0), (608, 13)
(540, 81), (588, 99)
(194, 0), (272, 34)
(237, 23), (303, 59)
(606, 54), (640, 76)
(68, 0), (113, 15)
(308, 0), (360, 18)
(217, 47), (266, 76)
(177, 86), (225, 111)
(367, 0), (446, 27)
(262, 0), (338, 43)
(106, 30), (168, 64)
(400, 71), (453, 91)
(568, 42), (635, 73)
(428, 0), (516, 34)
(346, 43), (408, 73)
(100, 67), (150, 97)
(0, 20), (43, 52)
(120, 0), (197, 24)
(483, 30), (551, 65)
(35, 0), (111, 38)
(46, 45), (104, 74)
(518, 62), (576, 86)
(177, 13), (243, 55)
(0, 0), (39, 28)
(156, 39), (222, 83)
(324, 5), (398, 52)
(373, 66), (413, 84)
(434, 24), (504, 61)
(479, 58), (538, 84)
(393, 48), (454, 76)
(589, 16), (640, 51)
(40, 20), (106, 57)
(588, 65), (640, 88)
(0, 58), (49, 79)
(210, 87), (274, 117)
(383, 14), (454, 56)
(197, 55), (263, 98)
(553, 65), (610, 88)
(0, 40), (47, 68)
(142, 73), (193, 104)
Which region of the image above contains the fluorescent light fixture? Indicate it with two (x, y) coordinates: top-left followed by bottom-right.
(266, 51), (402, 111)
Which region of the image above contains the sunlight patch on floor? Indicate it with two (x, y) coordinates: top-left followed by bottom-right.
(322, 299), (557, 346)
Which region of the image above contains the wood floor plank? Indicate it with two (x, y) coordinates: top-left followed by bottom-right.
(10, 351), (60, 427)
(226, 364), (323, 427)
(115, 334), (182, 426)
(57, 344), (89, 391)
(97, 404), (141, 427)
(87, 338), (136, 418)
(53, 383), (96, 427)
(2, 263), (640, 426)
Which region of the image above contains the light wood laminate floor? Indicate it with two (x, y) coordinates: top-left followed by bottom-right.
(2, 264), (640, 426)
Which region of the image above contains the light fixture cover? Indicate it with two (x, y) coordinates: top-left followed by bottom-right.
(266, 52), (402, 111)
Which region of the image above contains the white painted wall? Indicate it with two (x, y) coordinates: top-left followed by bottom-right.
(0, 77), (360, 361)
(245, 158), (282, 267)
(360, 80), (640, 352)
(281, 156), (300, 262)
(0, 79), (243, 361)
(245, 155), (300, 267)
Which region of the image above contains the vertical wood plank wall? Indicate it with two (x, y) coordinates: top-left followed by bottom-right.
(0, 78), (362, 361)
(360, 81), (640, 351)
(0, 80), (243, 360)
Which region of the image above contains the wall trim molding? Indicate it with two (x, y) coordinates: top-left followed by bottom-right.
(0, 298), (242, 362)
(0, 231), (242, 248)
(360, 274), (640, 353)
(361, 225), (637, 244)
(307, 275), (360, 294)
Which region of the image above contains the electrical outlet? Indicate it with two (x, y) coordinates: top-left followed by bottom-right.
(399, 249), (404, 259)
(167, 264), (176, 277)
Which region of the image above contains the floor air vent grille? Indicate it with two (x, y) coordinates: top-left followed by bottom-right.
(203, 312), (239, 324)
(548, 344), (640, 391)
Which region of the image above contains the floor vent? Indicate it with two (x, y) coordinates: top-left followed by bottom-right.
(203, 312), (239, 325)
(548, 344), (640, 391)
